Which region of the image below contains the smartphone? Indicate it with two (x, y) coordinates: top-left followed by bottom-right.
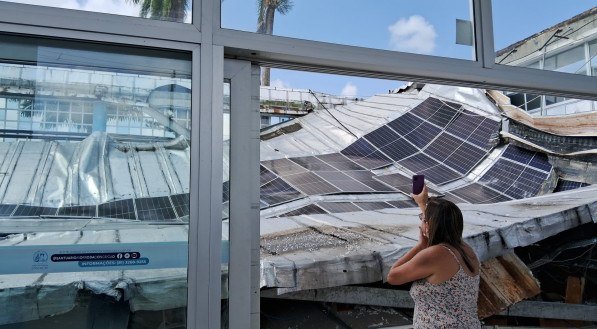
(412, 175), (425, 194)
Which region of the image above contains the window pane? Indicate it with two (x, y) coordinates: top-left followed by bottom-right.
(590, 39), (597, 76)
(222, 0), (476, 60)
(544, 45), (587, 74)
(0, 36), (192, 327)
(1, 0), (192, 23)
(494, 0), (596, 79)
(221, 81), (230, 328)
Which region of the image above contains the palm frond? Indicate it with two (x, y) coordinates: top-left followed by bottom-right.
(150, 0), (163, 19)
(139, 0), (151, 18)
(275, 0), (293, 15)
(257, 0), (266, 23)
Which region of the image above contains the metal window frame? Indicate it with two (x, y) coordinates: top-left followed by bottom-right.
(1, 0), (597, 328)
(224, 59), (260, 329)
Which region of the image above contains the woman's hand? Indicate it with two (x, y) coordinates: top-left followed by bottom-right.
(417, 224), (429, 248)
(411, 184), (428, 208)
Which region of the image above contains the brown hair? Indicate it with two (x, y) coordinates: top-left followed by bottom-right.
(425, 198), (474, 272)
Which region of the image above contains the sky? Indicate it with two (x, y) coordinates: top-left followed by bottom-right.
(3, 0), (597, 97)
(222, 0), (597, 97)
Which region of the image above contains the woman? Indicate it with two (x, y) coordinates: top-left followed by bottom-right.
(386, 185), (482, 329)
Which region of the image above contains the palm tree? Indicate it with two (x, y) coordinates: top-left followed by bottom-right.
(127, 0), (188, 22)
(257, 0), (294, 86)
(126, 0), (292, 85)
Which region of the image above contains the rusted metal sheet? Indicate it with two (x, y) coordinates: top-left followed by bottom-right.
(478, 252), (540, 319)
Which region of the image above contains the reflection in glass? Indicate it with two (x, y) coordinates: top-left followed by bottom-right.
(590, 39), (597, 76)
(0, 37), (191, 327)
(1, 0), (192, 23)
(221, 82), (231, 328)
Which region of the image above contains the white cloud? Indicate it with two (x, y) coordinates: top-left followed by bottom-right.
(270, 79), (291, 89)
(388, 15), (437, 55)
(340, 82), (358, 98)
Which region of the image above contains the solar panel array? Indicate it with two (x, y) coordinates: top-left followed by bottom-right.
(1, 193), (190, 221)
(278, 200), (417, 217)
(450, 145), (553, 204)
(340, 97), (500, 185)
(258, 97), (506, 208)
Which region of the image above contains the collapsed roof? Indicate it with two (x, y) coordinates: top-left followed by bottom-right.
(1, 83), (596, 325)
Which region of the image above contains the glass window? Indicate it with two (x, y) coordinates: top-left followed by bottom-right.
(590, 39), (597, 76)
(0, 36), (192, 327)
(493, 0), (596, 77)
(1, 0), (192, 23)
(222, 0), (475, 61)
(544, 45), (587, 75)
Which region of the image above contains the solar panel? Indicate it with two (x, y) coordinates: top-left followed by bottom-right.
(386, 200), (418, 208)
(554, 179), (589, 192)
(13, 206), (58, 217)
(317, 202), (362, 213)
(354, 202), (393, 211)
(98, 199), (136, 220)
(260, 177), (303, 206)
(427, 103), (459, 128)
(316, 153), (365, 171)
(57, 205), (97, 217)
(315, 171), (373, 192)
(283, 172), (340, 195)
(445, 111), (485, 140)
(424, 133), (463, 162)
(378, 137), (419, 161)
(290, 156), (337, 172)
(528, 152), (552, 173)
(387, 112), (424, 136)
(279, 204), (328, 217)
(404, 122), (442, 148)
(450, 183), (512, 204)
(409, 97), (444, 120)
(343, 170), (395, 191)
(420, 165), (461, 185)
(398, 153), (439, 173)
(443, 142), (488, 175)
(479, 159), (525, 193)
(0, 204), (17, 216)
(260, 165), (277, 185)
(261, 158), (308, 176)
(170, 193), (190, 217)
(341, 138), (392, 169)
(504, 167), (549, 199)
(372, 173), (411, 193)
(135, 196), (177, 221)
(502, 145), (534, 165)
(467, 118), (500, 150)
(502, 145), (552, 173)
(364, 125), (401, 149)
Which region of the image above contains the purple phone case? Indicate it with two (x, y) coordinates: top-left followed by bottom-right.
(412, 175), (425, 194)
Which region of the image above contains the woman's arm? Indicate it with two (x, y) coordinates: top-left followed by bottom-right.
(387, 247), (436, 285)
(387, 185), (431, 284)
(390, 227), (427, 270)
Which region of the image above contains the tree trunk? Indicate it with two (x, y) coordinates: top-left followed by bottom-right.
(261, 5), (276, 86)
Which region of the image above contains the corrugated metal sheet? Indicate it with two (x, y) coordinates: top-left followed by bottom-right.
(0, 132), (190, 207)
